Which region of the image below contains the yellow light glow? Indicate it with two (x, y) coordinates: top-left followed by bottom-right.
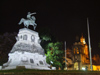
(80, 35), (86, 44)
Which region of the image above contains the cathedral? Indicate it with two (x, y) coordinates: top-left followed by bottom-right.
(72, 35), (90, 70)
(66, 35), (100, 71)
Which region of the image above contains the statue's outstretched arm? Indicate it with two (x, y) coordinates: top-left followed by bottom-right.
(28, 12), (36, 15)
(31, 12), (36, 15)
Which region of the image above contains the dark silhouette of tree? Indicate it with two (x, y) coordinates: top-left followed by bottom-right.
(0, 32), (17, 65)
(38, 27), (57, 54)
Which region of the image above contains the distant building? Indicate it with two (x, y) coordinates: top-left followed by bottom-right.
(64, 35), (100, 71)
(72, 35), (90, 70)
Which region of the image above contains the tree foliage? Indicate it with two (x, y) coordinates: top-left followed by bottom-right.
(38, 28), (64, 69)
(93, 54), (100, 65)
(38, 27), (56, 54)
(46, 42), (64, 69)
(0, 32), (17, 65)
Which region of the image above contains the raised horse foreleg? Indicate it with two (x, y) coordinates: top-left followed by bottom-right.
(18, 18), (24, 25)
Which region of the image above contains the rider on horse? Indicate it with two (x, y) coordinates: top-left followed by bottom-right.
(27, 12), (36, 20)
(18, 12), (37, 30)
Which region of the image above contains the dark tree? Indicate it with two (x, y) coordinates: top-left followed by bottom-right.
(0, 32), (17, 65)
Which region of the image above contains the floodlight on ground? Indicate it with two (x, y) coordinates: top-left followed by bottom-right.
(82, 67), (86, 70)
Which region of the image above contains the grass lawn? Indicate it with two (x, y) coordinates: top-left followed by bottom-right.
(0, 69), (100, 75)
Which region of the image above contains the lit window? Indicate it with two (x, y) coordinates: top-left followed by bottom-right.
(77, 49), (79, 54)
(84, 49), (85, 53)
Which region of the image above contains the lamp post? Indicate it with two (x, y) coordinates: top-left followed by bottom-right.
(87, 18), (92, 71)
(65, 41), (67, 70)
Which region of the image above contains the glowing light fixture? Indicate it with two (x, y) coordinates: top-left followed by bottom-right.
(82, 67), (86, 70)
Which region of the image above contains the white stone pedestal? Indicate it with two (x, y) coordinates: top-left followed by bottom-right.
(2, 28), (56, 70)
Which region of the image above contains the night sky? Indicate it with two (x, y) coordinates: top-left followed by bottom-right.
(0, 0), (100, 55)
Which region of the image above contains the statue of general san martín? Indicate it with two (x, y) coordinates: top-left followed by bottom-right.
(18, 12), (37, 30)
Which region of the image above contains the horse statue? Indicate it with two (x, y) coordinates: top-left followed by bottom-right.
(18, 12), (37, 30)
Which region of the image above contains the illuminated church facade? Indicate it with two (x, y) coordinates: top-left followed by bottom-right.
(72, 35), (90, 70)
(71, 35), (100, 70)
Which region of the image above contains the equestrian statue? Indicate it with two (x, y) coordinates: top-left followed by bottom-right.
(18, 12), (37, 30)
